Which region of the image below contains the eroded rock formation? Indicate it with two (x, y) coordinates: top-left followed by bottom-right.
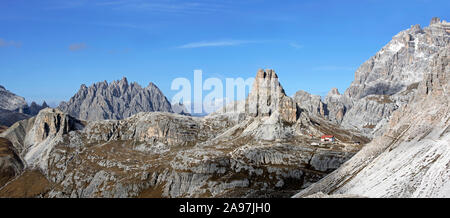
(0, 70), (365, 198)
(294, 43), (450, 198)
(58, 77), (174, 121)
(294, 18), (450, 138)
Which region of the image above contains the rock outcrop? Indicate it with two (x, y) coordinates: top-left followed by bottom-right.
(247, 69), (298, 124)
(294, 17), (450, 138)
(2, 108), (84, 171)
(0, 70), (365, 198)
(0, 85), (27, 111)
(294, 43), (450, 198)
(2, 18), (446, 198)
(293, 90), (325, 118)
(340, 18), (450, 137)
(58, 77), (174, 121)
(323, 88), (347, 124)
(17, 101), (49, 116)
(0, 85), (49, 126)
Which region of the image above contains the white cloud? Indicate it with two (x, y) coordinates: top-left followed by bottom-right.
(289, 42), (303, 49)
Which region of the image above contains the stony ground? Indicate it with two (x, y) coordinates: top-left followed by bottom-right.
(0, 69), (368, 198)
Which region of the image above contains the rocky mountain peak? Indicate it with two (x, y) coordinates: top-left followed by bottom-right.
(80, 84), (88, 90)
(21, 101), (49, 116)
(0, 85), (27, 111)
(31, 108), (83, 143)
(119, 76), (128, 84)
(427, 17), (450, 35)
(295, 43), (450, 198)
(147, 82), (158, 89)
(256, 68), (279, 79)
(116, 77), (129, 90)
(247, 69), (297, 123)
(0, 86), (50, 126)
(430, 17), (441, 25)
(327, 87), (341, 96)
(58, 78), (174, 121)
(330, 17), (450, 137)
(249, 69), (286, 98)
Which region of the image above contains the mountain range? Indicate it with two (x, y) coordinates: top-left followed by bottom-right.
(58, 77), (176, 121)
(0, 17), (448, 198)
(295, 17), (450, 138)
(0, 86), (48, 127)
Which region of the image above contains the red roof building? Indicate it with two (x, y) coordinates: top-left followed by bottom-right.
(321, 135), (335, 142)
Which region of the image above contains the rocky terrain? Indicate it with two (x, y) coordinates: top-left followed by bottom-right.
(58, 77), (175, 121)
(294, 33), (450, 198)
(294, 18), (450, 138)
(0, 85), (28, 111)
(0, 69), (367, 198)
(0, 85), (48, 126)
(18, 101), (49, 116)
(0, 17), (448, 198)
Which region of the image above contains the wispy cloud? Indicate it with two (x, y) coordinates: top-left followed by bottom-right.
(69, 43), (87, 51)
(0, 38), (22, 48)
(289, 42), (303, 49)
(177, 40), (262, 49)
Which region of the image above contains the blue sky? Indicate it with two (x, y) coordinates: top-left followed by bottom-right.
(0, 0), (449, 107)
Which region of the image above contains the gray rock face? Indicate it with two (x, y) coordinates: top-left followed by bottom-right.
(246, 69), (298, 124)
(323, 88), (347, 124)
(295, 44), (450, 198)
(58, 77), (174, 121)
(340, 18), (450, 136)
(293, 88), (347, 124)
(171, 102), (190, 115)
(18, 101), (49, 116)
(0, 70), (365, 198)
(0, 85), (27, 111)
(0, 86), (48, 127)
(293, 90), (325, 118)
(294, 17), (450, 138)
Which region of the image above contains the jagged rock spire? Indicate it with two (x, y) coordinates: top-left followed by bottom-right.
(328, 87), (340, 96)
(430, 17), (441, 25)
(58, 78), (174, 121)
(246, 69), (298, 123)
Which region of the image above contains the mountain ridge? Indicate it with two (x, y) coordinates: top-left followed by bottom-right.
(0, 17), (448, 198)
(294, 17), (450, 138)
(0, 69), (367, 198)
(58, 77), (175, 121)
(0, 86), (49, 127)
(294, 24), (450, 198)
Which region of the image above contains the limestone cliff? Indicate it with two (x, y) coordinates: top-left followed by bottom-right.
(294, 44), (450, 198)
(58, 77), (174, 121)
(0, 70), (365, 198)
